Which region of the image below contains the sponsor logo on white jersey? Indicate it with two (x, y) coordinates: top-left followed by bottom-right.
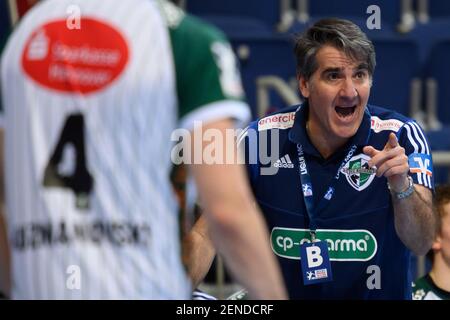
(22, 18), (129, 94)
(370, 116), (404, 133)
(273, 154), (294, 169)
(258, 112), (295, 131)
(26, 30), (49, 60)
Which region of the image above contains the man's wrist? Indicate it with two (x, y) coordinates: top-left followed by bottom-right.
(388, 175), (410, 193)
(388, 176), (414, 200)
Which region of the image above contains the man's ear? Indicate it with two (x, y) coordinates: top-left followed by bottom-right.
(298, 75), (310, 99)
(432, 235), (442, 251)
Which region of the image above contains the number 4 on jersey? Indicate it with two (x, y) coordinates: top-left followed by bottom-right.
(42, 114), (93, 210)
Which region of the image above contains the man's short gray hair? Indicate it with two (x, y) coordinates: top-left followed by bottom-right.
(294, 18), (376, 80)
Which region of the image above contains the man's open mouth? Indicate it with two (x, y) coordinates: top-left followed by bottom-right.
(335, 105), (357, 118)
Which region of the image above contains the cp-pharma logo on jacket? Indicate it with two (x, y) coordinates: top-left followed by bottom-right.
(271, 228), (377, 261)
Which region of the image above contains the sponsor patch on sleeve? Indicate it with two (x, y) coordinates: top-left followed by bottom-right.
(408, 153), (433, 177)
(370, 116), (404, 133)
(257, 112), (295, 131)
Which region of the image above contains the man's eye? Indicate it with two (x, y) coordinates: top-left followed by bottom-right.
(327, 73), (339, 80)
(355, 71), (367, 79)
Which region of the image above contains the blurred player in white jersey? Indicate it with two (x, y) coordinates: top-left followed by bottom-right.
(0, 0), (286, 299)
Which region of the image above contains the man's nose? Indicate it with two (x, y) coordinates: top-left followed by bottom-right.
(339, 78), (358, 99)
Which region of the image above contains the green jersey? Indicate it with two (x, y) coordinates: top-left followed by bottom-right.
(413, 274), (450, 300)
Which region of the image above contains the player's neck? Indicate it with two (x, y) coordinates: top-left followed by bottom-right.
(306, 120), (348, 159)
(430, 257), (450, 292)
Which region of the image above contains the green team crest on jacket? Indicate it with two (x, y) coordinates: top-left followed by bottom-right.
(271, 228), (377, 261)
(341, 154), (377, 191)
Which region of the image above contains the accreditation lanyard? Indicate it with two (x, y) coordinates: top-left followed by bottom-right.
(296, 143), (358, 236)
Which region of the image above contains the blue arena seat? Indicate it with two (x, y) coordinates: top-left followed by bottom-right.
(198, 15), (273, 40)
(186, 0), (281, 31)
(230, 35), (299, 118)
(369, 39), (420, 117)
(425, 41), (450, 126)
(426, 127), (450, 151)
(288, 16), (397, 49)
(422, 42), (450, 180)
(307, 0), (402, 26)
(404, 19), (450, 68)
(428, 0), (450, 18)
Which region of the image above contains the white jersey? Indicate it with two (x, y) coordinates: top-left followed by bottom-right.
(1, 0), (249, 299)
